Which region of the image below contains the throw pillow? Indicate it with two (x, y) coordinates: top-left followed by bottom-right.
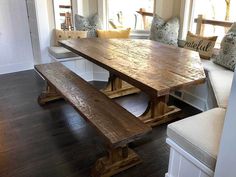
(149, 15), (179, 46)
(228, 22), (236, 33)
(184, 31), (217, 59)
(74, 13), (102, 37)
(97, 28), (131, 39)
(213, 24), (236, 71)
(54, 29), (88, 46)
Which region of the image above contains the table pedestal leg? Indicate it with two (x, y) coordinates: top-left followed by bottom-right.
(38, 82), (62, 105)
(139, 95), (181, 127)
(102, 73), (140, 99)
(91, 146), (142, 177)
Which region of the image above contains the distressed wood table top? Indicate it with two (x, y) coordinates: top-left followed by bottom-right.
(60, 39), (206, 97)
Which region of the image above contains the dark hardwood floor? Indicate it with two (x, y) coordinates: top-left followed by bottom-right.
(0, 70), (201, 177)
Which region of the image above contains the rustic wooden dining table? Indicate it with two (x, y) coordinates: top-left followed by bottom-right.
(59, 38), (206, 127)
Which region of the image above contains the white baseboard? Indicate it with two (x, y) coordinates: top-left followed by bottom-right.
(0, 62), (34, 75)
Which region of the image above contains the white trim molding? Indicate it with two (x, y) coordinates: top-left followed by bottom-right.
(97, 0), (108, 29)
(179, 0), (194, 40)
(0, 62), (33, 75)
(166, 138), (214, 177)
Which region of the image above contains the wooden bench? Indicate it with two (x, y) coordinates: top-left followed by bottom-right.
(35, 62), (151, 177)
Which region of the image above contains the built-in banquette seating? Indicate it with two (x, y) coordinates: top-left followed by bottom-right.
(172, 15), (234, 111)
(166, 16), (235, 177)
(48, 29), (88, 61)
(48, 14), (234, 177)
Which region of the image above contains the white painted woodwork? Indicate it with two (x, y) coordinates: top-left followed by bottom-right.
(97, 0), (108, 29)
(171, 81), (209, 111)
(214, 71), (236, 177)
(26, 0), (41, 64)
(0, 0), (34, 74)
(33, 0), (54, 64)
(166, 138), (214, 177)
(93, 64), (109, 81)
(155, 0), (181, 20)
(58, 58), (109, 82)
(179, 0), (194, 40)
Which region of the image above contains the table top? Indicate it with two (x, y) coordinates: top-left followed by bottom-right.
(60, 38), (206, 97)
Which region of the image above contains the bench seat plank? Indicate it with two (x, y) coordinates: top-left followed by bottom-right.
(35, 62), (151, 148)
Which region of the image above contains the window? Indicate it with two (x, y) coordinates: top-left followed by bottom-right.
(106, 0), (154, 31)
(53, 0), (73, 30)
(190, 0), (236, 44)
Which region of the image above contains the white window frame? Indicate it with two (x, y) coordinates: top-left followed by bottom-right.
(179, 0), (195, 40)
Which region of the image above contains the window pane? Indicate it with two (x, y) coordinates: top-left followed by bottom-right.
(191, 0), (236, 45)
(54, 0), (72, 30)
(107, 0), (154, 30)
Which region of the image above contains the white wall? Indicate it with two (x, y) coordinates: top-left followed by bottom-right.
(0, 0), (34, 74)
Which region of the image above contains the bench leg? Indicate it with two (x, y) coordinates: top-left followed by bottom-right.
(38, 82), (62, 105)
(101, 73), (140, 99)
(91, 146), (142, 177)
(139, 95), (181, 127)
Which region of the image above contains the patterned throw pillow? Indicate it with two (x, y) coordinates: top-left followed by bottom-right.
(228, 22), (236, 33)
(74, 14), (102, 37)
(149, 15), (179, 46)
(184, 31), (217, 59)
(213, 23), (236, 71)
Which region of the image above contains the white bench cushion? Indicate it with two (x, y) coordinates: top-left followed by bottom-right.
(48, 47), (78, 59)
(201, 59), (227, 73)
(167, 108), (226, 171)
(208, 70), (233, 108)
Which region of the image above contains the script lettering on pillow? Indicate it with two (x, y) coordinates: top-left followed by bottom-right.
(184, 31), (217, 59)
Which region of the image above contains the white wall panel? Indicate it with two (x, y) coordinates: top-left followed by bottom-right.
(0, 0), (34, 74)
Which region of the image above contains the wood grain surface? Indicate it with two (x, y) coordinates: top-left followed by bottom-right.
(0, 69), (202, 177)
(35, 62), (151, 148)
(60, 39), (206, 97)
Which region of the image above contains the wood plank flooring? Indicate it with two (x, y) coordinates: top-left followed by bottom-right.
(0, 70), (201, 177)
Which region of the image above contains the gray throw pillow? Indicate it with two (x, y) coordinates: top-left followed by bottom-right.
(75, 14), (102, 37)
(213, 23), (236, 71)
(149, 15), (179, 46)
(228, 22), (236, 33)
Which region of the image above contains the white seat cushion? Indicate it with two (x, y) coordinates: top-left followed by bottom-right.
(48, 47), (78, 59)
(167, 108), (226, 171)
(208, 70), (233, 108)
(201, 59), (227, 73)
